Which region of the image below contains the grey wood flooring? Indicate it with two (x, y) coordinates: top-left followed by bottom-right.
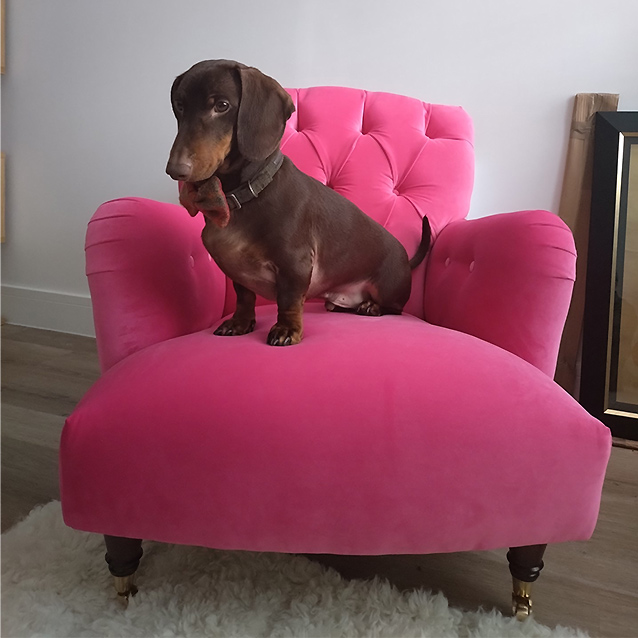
(2, 324), (637, 637)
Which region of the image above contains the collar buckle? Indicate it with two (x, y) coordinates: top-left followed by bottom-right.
(227, 193), (242, 210)
(224, 150), (284, 211)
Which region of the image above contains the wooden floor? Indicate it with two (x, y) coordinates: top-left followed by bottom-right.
(2, 324), (637, 637)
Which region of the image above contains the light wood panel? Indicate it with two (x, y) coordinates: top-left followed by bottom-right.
(556, 93), (619, 395)
(2, 324), (636, 636)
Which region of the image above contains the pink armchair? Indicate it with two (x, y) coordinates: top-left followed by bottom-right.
(60, 87), (611, 618)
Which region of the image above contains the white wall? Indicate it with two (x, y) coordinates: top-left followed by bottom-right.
(2, 0), (637, 334)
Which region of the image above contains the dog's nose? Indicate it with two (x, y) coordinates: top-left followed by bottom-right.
(166, 160), (193, 181)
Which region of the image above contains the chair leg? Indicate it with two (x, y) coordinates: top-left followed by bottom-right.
(506, 544), (547, 620)
(104, 535), (143, 604)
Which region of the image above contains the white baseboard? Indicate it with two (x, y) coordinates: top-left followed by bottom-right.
(1, 285), (95, 337)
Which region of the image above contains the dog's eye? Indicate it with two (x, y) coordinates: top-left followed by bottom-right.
(214, 100), (230, 114)
(174, 101), (184, 115)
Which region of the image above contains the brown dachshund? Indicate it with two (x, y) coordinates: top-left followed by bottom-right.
(166, 59), (431, 346)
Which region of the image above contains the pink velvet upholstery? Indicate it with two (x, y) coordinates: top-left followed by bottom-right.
(60, 88), (611, 560)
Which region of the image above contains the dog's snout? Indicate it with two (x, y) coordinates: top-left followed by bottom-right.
(166, 159), (193, 181)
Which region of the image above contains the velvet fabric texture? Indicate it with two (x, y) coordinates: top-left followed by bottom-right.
(62, 305), (610, 554)
(61, 87), (611, 557)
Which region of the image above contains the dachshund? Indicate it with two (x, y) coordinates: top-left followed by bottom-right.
(166, 60), (430, 345)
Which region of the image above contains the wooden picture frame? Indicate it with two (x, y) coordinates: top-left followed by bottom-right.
(581, 112), (638, 440)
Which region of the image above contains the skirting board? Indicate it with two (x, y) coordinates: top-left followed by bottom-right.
(1, 285), (95, 337)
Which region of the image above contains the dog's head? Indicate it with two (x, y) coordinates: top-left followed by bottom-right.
(166, 59), (295, 183)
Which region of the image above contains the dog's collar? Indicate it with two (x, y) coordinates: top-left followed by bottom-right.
(224, 150), (284, 210)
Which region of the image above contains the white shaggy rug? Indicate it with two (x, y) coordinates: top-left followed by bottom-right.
(2, 502), (587, 638)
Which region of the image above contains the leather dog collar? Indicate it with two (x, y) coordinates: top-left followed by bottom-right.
(225, 150), (284, 210)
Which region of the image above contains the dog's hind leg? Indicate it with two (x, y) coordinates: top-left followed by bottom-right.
(356, 300), (382, 316)
(368, 258), (412, 316)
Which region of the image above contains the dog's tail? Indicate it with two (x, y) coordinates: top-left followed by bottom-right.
(408, 215), (432, 270)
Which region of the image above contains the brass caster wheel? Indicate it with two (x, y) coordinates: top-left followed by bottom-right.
(511, 578), (533, 620)
(113, 574), (138, 606)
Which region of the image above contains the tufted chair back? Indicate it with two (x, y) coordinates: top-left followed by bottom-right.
(230, 87), (475, 319)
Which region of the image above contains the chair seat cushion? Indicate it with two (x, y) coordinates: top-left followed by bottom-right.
(60, 304), (610, 555)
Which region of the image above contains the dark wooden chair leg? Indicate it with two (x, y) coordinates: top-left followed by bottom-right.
(506, 544), (547, 620)
(104, 535), (143, 603)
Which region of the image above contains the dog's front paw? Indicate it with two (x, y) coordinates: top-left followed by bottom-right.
(267, 323), (303, 346)
(214, 317), (256, 336)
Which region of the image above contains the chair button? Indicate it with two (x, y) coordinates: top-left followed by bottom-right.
(445, 258), (451, 267)
(469, 261), (475, 272)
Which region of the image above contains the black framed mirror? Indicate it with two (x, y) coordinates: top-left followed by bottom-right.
(581, 112), (638, 440)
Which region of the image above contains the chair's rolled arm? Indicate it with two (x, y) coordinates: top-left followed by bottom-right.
(423, 210), (576, 377)
(86, 197), (227, 371)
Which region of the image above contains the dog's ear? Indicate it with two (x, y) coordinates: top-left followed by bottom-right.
(170, 72), (186, 118)
(237, 66), (295, 161)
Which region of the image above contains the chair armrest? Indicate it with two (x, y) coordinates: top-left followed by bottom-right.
(423, 210), (576, 377)
(86, 197), (227, 371)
